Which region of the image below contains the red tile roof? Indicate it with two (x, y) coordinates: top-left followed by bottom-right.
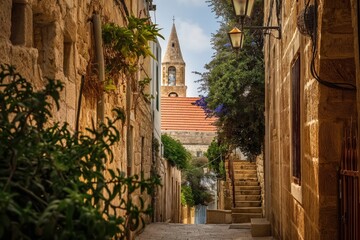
(161, 97), (217, 132)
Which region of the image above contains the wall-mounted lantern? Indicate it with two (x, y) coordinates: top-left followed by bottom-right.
(228, 0), (281, 50)
(228, 27), (244, 50)
(231, 0), (254, 19)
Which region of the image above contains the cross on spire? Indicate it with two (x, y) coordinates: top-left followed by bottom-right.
(173, 16), (175, 24)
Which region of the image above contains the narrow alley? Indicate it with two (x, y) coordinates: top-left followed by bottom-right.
(136, 223), (274, 240)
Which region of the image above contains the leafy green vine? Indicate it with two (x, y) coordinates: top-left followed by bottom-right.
(102, 16), (163, 98)
(0, 65), (160, 239)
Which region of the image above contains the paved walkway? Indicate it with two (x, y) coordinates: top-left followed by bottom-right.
(136, 223), (274, 240)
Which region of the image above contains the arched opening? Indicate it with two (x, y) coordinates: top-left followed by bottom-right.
(168, 66), (176, 86)
(168, 92), (178, 97)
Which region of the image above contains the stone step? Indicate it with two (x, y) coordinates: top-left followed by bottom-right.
(235, 195), (261, 201)
(235, 181), (259, 186)
(234, 179), (259, 184)
(235, 201), (261, 207)
(232, 213), (263, 223)
(227, 165), (257, 170)
(234, 173), (258, 179)
(225, 161), (256, 166)
(233, 169), (257, 174)
(233, 190), (261, 195)
(234, 185), (261, 191)
(251, 218), (271, 237)
(232, 207), (263, 214)
(233, 177), (258, 181)
(228, 182), (260, 188)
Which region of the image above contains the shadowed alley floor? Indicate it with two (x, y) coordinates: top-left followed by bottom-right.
(136, 223), (274, 240)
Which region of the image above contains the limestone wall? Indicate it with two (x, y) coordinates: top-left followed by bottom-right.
(256, 154), (265, 216)
(154, 157), (182, 223)
(162, 130), (216, 157)
(264, 0), (358, 239)
(1, 0), (160, 230)
(181, 205), (195, 224)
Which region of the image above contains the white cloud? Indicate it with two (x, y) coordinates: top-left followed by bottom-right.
(177, 19), (211, 53)
(176, 0), (206, 7)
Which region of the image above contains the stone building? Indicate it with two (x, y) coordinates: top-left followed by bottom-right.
(263, 0), (360, 239)
(1, 0), (181, 232)
(161, 22), (187, 98)
(161, 97), (217, 157)
(150, 40), (182, 223)
(160, 22), (217, 157)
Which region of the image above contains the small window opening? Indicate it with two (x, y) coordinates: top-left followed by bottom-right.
(172, 42), (175, 47)
(33, 16), (56, 79)
(168, 92), (178, 97)
(11, 2), (26, 45)
(63, 41), (72, 78)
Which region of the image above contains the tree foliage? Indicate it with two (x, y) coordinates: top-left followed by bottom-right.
(181, 185), (195, 207)
(183, 158), (214, 206)
(0, 65), (159, 239)
(205, 139), (228, 178)
(198, 0), (265, 158)
(161, 134), (190, 170)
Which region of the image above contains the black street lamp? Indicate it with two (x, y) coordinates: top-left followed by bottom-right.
(228, 0), (281, 50)
(231, 0), (254, 19)
(228, 27), (244, 50)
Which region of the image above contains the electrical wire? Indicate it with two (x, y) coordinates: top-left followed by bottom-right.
(306, 0), (356, 91)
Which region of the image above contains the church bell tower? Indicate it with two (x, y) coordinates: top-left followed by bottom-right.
(161, 21), (187, 97)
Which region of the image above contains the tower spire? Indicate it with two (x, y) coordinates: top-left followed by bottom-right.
(161, 20), (187, 97)
(163, 22), (185, 64)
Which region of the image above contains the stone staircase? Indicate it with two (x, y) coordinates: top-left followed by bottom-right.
(226, 160), (263, 223)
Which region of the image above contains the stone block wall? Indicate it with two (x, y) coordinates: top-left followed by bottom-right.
(256, 154), (265, 216)
(181, 205), (195, 224)
(0, 0), (161, 230)
(264, 0), (358, 239)
(162, 130), (216, 157)
(154, 157), (182, 223)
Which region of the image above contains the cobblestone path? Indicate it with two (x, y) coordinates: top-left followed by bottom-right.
(136, 223), (274, 240)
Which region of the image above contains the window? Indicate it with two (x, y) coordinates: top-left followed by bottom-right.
(141, 137), (145, 180)
(168, 92), (178, 97)
(127, 126), (134, 176)
(196, 151), (203, 157)
(168, 66), (176, 86)
(33, 16), (56, 79)
(156, 64), (159, 110)
(291, 55), (301, 184)
(11, 2), (26, 45)
(63, 41), (73, 78)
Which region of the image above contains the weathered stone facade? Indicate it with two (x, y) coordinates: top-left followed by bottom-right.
(1, 0), (182, 234)
(264, 0), (360, 239)
(256, 154), (265, 216)
(153, 156), (182, 223)
(163, 130), (216, 157)
(161, 23), (187, 97)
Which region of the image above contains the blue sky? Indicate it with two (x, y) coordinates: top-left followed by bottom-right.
(150, 0), (220, 97)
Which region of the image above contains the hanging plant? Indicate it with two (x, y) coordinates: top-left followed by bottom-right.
(102, 16), (163, 93)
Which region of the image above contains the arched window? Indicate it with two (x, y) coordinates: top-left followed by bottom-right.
(168, 92), (178, 97)
(168, 66), (176, 86)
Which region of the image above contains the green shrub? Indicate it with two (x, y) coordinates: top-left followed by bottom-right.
(205, 139), (228, 178)
(0, 65), (159, 239)
(181, 185), (195, 207)
(161, 135), (190, 170)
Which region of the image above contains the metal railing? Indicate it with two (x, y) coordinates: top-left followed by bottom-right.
(339, 124), (359, 240)
(228, 156), (236, 208)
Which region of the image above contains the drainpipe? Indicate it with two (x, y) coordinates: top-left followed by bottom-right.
(92, 13), (105, 125)
(126, 78), (132, 176)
